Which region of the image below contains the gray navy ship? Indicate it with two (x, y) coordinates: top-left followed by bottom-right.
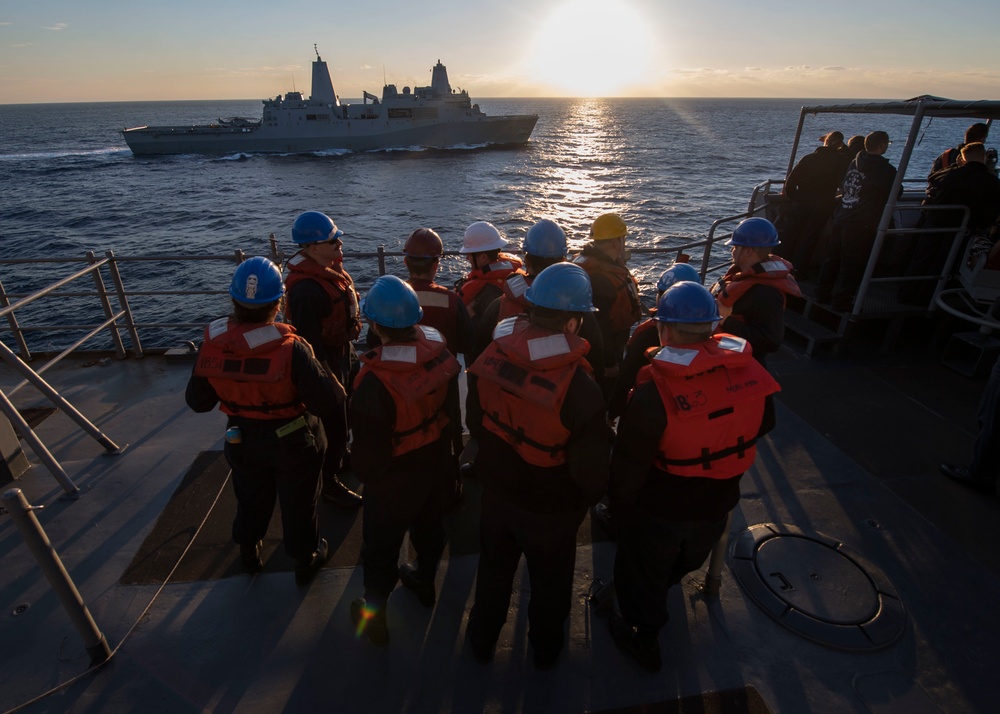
(122, 48), (538, 155)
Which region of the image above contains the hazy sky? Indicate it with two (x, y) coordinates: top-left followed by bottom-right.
(2, 0), (999, 104)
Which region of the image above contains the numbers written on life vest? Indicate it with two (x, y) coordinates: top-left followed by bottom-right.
(674, 390), (707, 412)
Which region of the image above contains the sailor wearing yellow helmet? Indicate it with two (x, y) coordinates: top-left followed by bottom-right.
(572, 213), (642, 393)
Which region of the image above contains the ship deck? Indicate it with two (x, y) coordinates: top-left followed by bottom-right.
(1, 321), (999, 713)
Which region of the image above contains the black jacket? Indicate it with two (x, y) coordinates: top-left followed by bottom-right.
(835, 151), (898, 229)
(784, 145), (850, 211)
(925, 161), (1000, 232)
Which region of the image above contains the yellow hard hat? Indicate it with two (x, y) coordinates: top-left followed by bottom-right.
(590, 213), (627, 241)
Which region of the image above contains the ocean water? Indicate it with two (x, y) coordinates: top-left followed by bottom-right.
(0, 97), (975, 350)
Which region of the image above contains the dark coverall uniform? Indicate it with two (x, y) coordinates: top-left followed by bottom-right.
(185, 319), (342, 561)
(285, 257), (361, 488)
(711, 257), (801, 368)
(610, 335), (777, 646)
(467, 316), (611, 663)
(349, 327), (460, 610)
(572, 244), (642, 396)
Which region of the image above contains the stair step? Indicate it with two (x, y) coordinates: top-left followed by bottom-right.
(785, 310), (841, 343)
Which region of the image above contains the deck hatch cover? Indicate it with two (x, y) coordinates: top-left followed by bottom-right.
(731, 523), (906, 650)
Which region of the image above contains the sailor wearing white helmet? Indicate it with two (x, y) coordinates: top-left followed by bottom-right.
(455, 221), (523, 322)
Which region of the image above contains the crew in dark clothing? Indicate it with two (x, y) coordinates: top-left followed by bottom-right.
(455, 220), (522, 324)
(598, 262), (703, 538)
(365, 228), (473, 498)
(185, 257), (342, 584)
(815, 131), (898, 312)
(711, 218), (800, 367)
(902, 142), (1000, 304)
(472, 218), (606, 382)
(930, 122), (990, 176)
(572, 213), (642, 395)
(466, 263), (611, 670)
(284, 211), (363, 510)
(776, 131), (850, 278)
(845, 135), (865, 162)
(349, 276), (461, 646)
(608, 262), (703, 422)
(607, 282), (779, 672)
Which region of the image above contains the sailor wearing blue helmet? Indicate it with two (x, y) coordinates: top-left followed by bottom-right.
(606, 281), (780, 672)
(466, 262), (611, 669)
(284, 211), (364, 509)
(348, 276), (461, 646)
(710, 217), (800, 366)
(186, 256), (345, 585)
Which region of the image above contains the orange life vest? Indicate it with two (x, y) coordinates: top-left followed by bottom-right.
(627, 313), (658, 348)
(408, 277), (461, 355)
(194, 319), (307, 420)
(284, 252), (362, 348)
(496, 270), (532, 321)
(354, 325), (461, 457)
(637, 334), (780, 479)
(456, 253), (523, 312)
(572, 249), (641, 333)
(471, 316), (592, 468)
(711, 257), (802, 309)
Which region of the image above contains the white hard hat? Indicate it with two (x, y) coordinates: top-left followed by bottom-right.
(460, 221), (508, 254)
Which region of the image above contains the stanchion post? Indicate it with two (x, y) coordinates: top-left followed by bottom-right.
(2, 489), (111, 666)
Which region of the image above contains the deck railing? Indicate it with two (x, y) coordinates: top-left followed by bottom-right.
(0, 232), (740, 362)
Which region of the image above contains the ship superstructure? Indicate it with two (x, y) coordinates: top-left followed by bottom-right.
(122, 50), (537, 155)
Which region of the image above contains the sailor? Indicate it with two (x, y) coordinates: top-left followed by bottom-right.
(466, 262), (611, 669)
(710, 217), (800, 367)
(185, 257), (343, 584)
(607, 282), (779, 672)
(400, 227), (474, 359)
(401, 227), (473, 505)
(572, 213), (642, 394)
(284, 211), (364, 509)
(930, 122), (991, 176)
(348, 276), (461, 645)
(476, 218), (605, 376)
(463, 219), (607, 479)
(608, 262), (703, 422)
(454, 221), (523, 324)
(597, 262), (702, 536)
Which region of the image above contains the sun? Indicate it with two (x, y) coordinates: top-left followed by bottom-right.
(522, 0), (656, 97)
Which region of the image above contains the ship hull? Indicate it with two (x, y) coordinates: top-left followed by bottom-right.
(123, 114), (538, 156)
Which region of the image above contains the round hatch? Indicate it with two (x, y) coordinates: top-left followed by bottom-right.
(731, 523), (906, 650)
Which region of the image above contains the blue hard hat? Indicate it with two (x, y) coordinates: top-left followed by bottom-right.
(525, 262), (598, 312)
(524, 219), (568, 258)
(229, 257), (285, 306)
(655, 282), (721, 323)
(727, 217), (779, 248)
(292, 211), (344, 245)
(362, 275), (423, 328)
(656, 263), (702, 293)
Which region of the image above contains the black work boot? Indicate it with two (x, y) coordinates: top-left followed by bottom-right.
(240, 540), (263, 574)
(609, 612), (662, 673)
(398, 562), (436, 607)
(294, 538), (329, 586)
(351, 598), (389, 645)
(322, 477), (362, 509)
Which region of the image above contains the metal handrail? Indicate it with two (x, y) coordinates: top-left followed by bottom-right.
(2, 239), (734, 360)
